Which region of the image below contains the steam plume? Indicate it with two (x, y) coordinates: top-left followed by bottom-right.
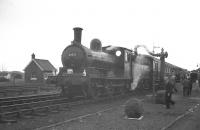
(134, 44), (154, 56)
(131, 55), (150, 90)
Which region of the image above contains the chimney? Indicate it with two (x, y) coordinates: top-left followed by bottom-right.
(32, 53), (35, 59)
(73, 27), (83, 45)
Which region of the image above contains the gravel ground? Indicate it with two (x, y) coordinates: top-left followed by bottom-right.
(48, 95), (199, 130)
(167, 103), (200, 130)
(1, 83), (199, 130)
(39, 83), (200, 130)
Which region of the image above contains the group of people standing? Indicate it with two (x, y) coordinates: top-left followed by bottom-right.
(164, 72), (200, 109)
(182, 77), (194, 96)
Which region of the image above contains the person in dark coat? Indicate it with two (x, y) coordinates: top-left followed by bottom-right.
(182, 78), (190, 96)
(188, 78), (193, 96)
(165, 77), (175, 109)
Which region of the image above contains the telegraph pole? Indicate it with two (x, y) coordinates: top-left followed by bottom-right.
(151, 48), (168, 86)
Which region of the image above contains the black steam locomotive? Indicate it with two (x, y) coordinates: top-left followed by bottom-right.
(53, 27), (185, 98)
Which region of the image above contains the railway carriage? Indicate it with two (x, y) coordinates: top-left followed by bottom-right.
(190, 71), (200, 84)
(131, 54), (185, 91)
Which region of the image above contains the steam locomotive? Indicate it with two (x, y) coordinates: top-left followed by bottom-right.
(53, 27), (185, 98)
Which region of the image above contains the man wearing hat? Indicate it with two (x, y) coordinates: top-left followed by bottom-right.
(165, 76), (175, 109)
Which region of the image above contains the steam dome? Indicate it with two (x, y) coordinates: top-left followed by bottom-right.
(90, 39), (102, 51)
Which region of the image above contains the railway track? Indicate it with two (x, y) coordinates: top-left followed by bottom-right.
(0, 93), (60, 106)
(0, 93), (66, 123)
(0, 91), (133, 124)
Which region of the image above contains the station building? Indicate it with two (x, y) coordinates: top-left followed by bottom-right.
(24, 53), (57, 84)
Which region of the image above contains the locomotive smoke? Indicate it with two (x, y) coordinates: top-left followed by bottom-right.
(131, 66), (142, 90)
(131, 56), (150, 90)
(131, 45), (151, 90)
(134, 44), (154, 56)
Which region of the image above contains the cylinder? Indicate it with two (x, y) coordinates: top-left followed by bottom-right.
(73, 27), (83, 44)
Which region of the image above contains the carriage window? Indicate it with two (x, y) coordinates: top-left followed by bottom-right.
(155, 62), (158, 70)
(125, 52), (128, 62)
(127, 54), (131, 62)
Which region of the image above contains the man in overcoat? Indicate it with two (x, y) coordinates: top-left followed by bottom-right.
(165, 76), (175, 109)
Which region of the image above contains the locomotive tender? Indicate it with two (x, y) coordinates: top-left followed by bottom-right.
(55, 27), (184, 98)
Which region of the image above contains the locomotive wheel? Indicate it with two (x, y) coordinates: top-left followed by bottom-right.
(119, 85), (126, 95)
(107, 88), (114, 97)
(67, 89), (73, 99)
(124, 83), (131, 93)
(88, 82), (98, 99)
(64, 82), (73, 99)
(81, 84), (88, 98)
(105, 82), (114, 97)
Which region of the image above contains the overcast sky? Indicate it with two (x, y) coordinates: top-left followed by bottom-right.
(0, 0), (200, 71)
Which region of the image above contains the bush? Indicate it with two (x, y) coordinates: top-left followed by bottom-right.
(124, 98), (144, 118)
(0, 77), (9, 82)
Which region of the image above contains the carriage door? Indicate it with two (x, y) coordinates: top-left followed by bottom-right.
(124, 50), (131, 79)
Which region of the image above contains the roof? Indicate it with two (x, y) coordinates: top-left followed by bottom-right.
(24, 59), (57, 72)
(103, 45), (132, 52)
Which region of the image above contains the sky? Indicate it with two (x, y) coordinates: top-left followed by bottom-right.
(0, 0), (200, 72)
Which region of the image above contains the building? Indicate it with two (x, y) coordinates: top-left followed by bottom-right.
(24, 53), (57, 83)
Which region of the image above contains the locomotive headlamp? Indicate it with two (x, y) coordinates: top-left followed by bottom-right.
(67, 69), (73, 74)
(82, 69), (86, 76)
(116, 50), (121, 57)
